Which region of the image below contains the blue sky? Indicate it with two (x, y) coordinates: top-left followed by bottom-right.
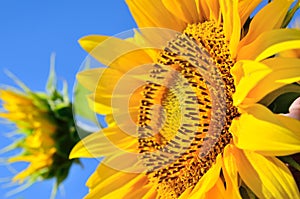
(0, 1), (299, 199)
(0, 1), (136, 199)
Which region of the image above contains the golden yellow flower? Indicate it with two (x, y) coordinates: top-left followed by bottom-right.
(0, 72), (81, 196)
(71, 0), (300, 198)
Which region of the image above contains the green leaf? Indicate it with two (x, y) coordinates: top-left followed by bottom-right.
(259, 84), (300, 107)
(46, 53), (57, 94)
(268, 92), (300, 113)
(279, 156), (300, 172)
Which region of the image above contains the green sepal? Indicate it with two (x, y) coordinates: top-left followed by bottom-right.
(46, 53), (57, 94)
(62, 80), (70, 103)
(4, 70), (31, 93)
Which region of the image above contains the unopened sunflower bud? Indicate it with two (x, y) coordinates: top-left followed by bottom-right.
(0, 73), (81, 197)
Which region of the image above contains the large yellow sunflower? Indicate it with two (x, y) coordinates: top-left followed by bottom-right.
(71, 0), (300, 198)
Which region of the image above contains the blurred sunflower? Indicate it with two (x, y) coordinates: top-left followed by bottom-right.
(71, 0), (300, 198)
(0, 60), (82, 197)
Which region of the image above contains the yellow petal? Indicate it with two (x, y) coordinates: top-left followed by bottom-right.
(96, 68), (147, 96)
(102, 152), (145, 173)
(231, 104), (300, 156)
(162, 0), (199, 24)
(85, 171), (141, 199)
(87, 93), (112, 114)
(87, 67), (145, 114)
(76, 68), (104, 92)
(222, 145), (242, 199)
(125, 0), (186, 31)
(85, 164), (117, 190)
(220, 0), (240, 57)
(198, 0), (220, 22)
(189, 155), (222, 198)
(231, 60), (272, 106)
(256, 40), (300, 62)
(238, 0), (293, 49)
(100, 174), (150, 199)
(238, 29), (300, 61)
(233, 148), (299, 199)
(79, 35), (153, 73)
(69, 126), (138, 159)
(276, 113), (300, 136)
(238, 0), (263, 26)
(142, 186), (158, 199)
(204, 177), (226, 199)
(178, 187), (193, 199)
(0, 90), (32, 105)
(280, 48), (300, 58)
(246, 57), (300, 104)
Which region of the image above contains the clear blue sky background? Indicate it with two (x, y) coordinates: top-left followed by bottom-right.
(0, 1), (299, 199)
(0, 1), (136, 199)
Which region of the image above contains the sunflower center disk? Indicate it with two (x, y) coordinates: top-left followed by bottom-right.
(137, 21), (239, 197)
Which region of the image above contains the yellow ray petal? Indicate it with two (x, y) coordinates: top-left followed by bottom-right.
(178, 187), (192, 199)
(142, 185), (158, 199)
(162, 0), (199, 23)
(231, 104), (300, 156)
(91, 86), (143, 117)
(204, 177), (226, 199)
(0, 90), (32, 105)
(86, 156), (145, 190)
(198, 0), (220, 22)
(256, 40), (300, 62)
(79, 35), (153, 73)
(233, 147), (299, 199)
(87, 94), (112, 114)
(101, 149), (145, 173)
(88, 90), (142, 116)
(222, 145), (242, 199)
(85, 67), (145, 115)
(125, 0), (186, 31)
(238, 29), (300, 61)
(188, 155), (222, 198)
(220, 0), (240, 57)
(197, 0), (210, 20)
(69, 126), (138, 159)
(162, 0), (199, 24)
(105, 108), (140, 135)
(276, 113), (300, 137)
(76, 68), (104, 92)
(85, 164), (118, 190)
(238, 0), (263, 26)
(238, 0), (293, 49)
(231, 60), (272, 106)
(100, 174), (150, 199)
(69, 132), (112, 158)
(246, 58), (300, 104)
(85, 171), (141, 199)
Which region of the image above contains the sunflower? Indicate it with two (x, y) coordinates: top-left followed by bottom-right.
(71, 0), (300, 198)
(0, 69), (81, 197)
